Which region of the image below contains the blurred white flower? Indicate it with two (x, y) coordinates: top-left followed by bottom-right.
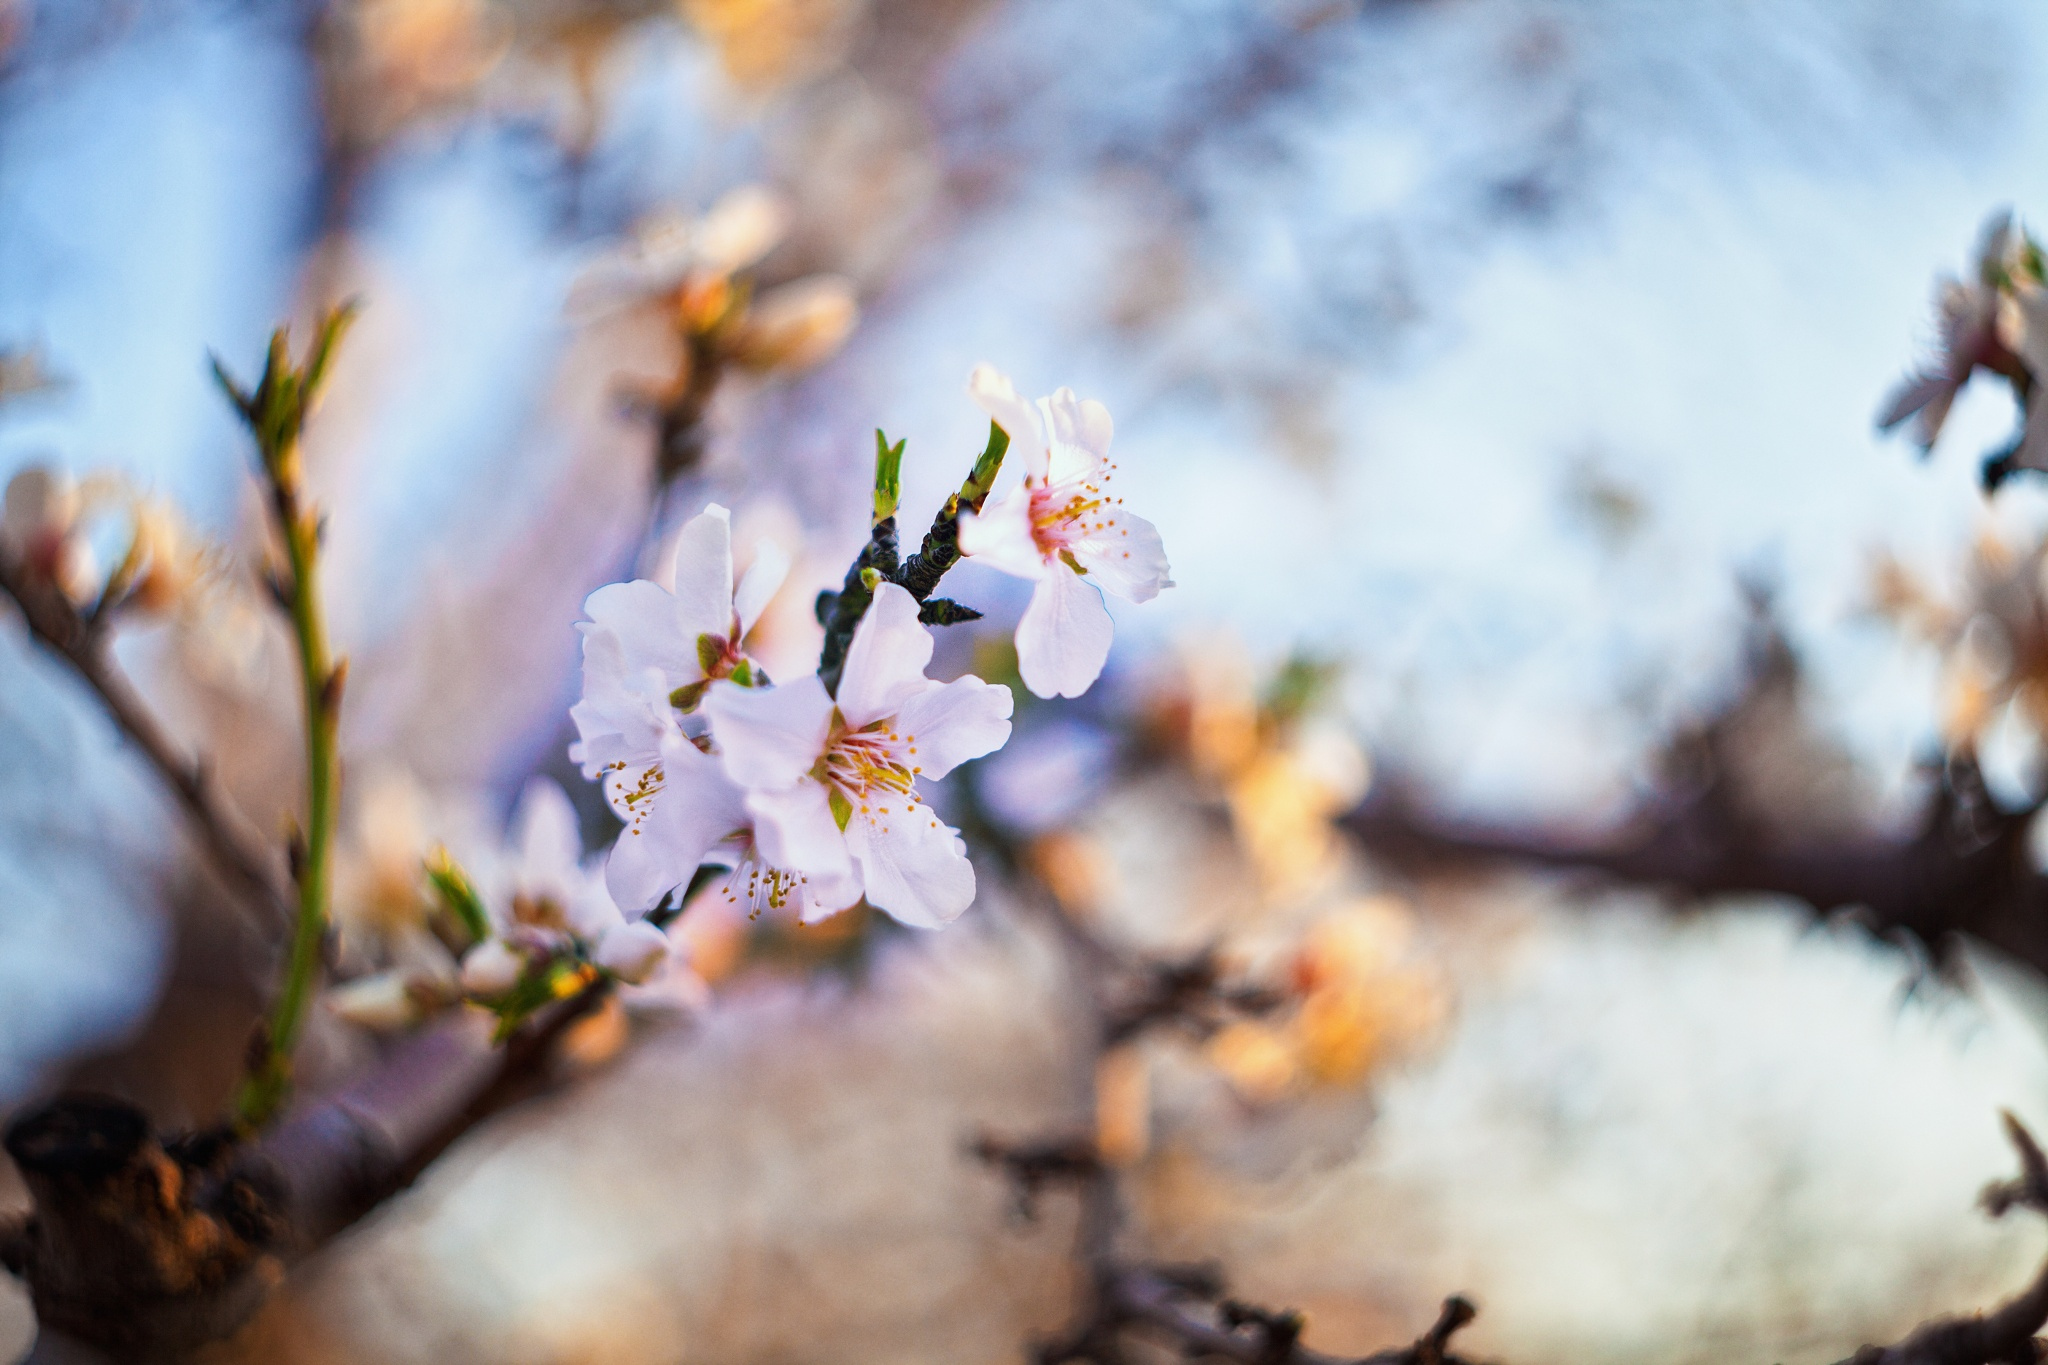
(567, 186), (791, 322)
(487, 778), (676, 986)
(703, 583), (1013, 928)
(1, 466), (97, 604)
(725, 274), (860, 372)
(957, 366), (1171, 698)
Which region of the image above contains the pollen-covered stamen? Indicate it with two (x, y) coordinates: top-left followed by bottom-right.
(719, 845), (810, 920)
(818, 715), (921, 805)
(1026, 458), (1127, 562)
(613, 762), (665, 837)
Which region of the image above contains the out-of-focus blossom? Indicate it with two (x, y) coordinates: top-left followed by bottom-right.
(477, 778), (677, 988)
(1879, 211), (2029, 450)
(333, 767), (451, 961)
(0, 345), (62, 405)
(323, 0), (510, 148)
(1094, 1042), (1150, 1167)
(703, 583), (1013, 928)
(569, 186), (791, 323)
(1, 466), (97, 603)
(723, 274), (860, 372)
(1206, 896), (1445, 1103)
(958, 366), (1171, 698)
(571, 503), (789, 911)
(678, 0), (860, 91)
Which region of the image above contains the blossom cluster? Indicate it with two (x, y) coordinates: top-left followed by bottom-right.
(569, 366), (1171, 931)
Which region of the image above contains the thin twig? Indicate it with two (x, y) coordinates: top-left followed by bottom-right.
(0, 547), (291, 930)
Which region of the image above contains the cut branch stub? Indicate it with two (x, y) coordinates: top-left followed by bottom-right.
(3, 1095), (280, 1354)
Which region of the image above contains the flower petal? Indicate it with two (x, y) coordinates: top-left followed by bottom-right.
(844, 798), (974, 929)
(604, 737), (750, 913)
(734, 539), (791, 637)
(704, 673), (834, 789)
(835, 583), (935, 729)
(969, 364), (1047, 483)
(746, 780), (858, 894)
(659, 503), (736, 639)
(893, 675), (1013, 780)
(1040, 388), (1113, 486)
(511, 778), (585, 891)
(1071, 507), (1171, 604)
(460, 939), (524, 996)
(582, 579), (702, 683)
(956, 486), (1049, 581)
(1015, 560), (1114, 699)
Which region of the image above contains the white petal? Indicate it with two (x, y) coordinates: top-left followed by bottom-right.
(836, 583), (935, 728)
(582, 580), (702, 684)
(695, 185), (789, 276)
(460, 939), (524, 996)
(1040, 387), (1113, 460)
(659, 504), (736, 639)
(746, 781), (858, 892)
(893, 675), (1013, 780)
(604, 738), (750, 913)
(969, 364), (1047, 483)
(595, 920), (671, 984)
(1016, 561), (1114, 700)
(704, 674), (834, 790)
(843, 798), (974, 929)
(325, 972), (420, 1030)
(1071, 507), (1171, 604)
(734, 539), (791, 637)
(511, 778), (585, 890)
(956, 486), (1050, 581)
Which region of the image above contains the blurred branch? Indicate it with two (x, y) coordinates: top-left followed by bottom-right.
(0, 545), (292, 931)
(1828, 1113), (2048, 1365)
(1347, 592), (2048, 977)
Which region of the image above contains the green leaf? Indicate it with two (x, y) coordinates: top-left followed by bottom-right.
(697, 632), (726, 676)
(670, 680), (709, 712)
(873, 429), (906, 525)
(962, 420), (1010, 512)
(426, 851), (491, 946)
(829, 787), (854, 831)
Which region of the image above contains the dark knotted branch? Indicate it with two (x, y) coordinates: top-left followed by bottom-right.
(2, 983), (614, 1355)
(1347, 586), (2048, 977)
(976, 1133), (1485, 1365)
(1831, 1113), (2048, 1365)
(968, 786), (1486, 1363)
(0, 546), (293, 932)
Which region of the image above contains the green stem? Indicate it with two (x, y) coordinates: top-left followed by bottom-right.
(218, 307), (355, 1133)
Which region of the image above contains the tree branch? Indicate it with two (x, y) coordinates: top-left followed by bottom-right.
(0, 547), (292, 932)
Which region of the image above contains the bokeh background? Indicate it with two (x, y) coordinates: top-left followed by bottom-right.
(8, 1), (2048, 1361)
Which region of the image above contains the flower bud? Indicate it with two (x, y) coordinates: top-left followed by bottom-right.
(694, 185), (790, 278)
(594, 919), (670, 985)
(326, 971), (423, 1031)
(2, 466), (95, 602)
(459, 937), (524, 996)
(726, 275), (858, 372)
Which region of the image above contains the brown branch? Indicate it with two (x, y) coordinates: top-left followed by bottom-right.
(1829, 1114), (2048, 1365)
(0, 547), (292, 932)
(3, 983), (613, 1355)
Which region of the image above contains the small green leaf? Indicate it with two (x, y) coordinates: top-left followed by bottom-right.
(1059, 549), (1087, 576)
(829, 787), (853, 831)
(859, 566), (882, 592)
(670, 680), (709, 712)
(426, 851), (490, 947)
(962, 420), (1010, 511)
(697, 632), (726, 676)
(873, 429), (905, 524)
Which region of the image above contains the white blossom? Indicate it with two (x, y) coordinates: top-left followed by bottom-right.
(956, 365), (1171, 698)
(570, 503), (788, 911)
(702, 583), (1013, 929)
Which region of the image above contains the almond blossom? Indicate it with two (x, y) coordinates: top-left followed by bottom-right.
(463, 778), (673, 990)
(956, 365), (1171, 698)
(569, 503), (788, 910)
(702, 582), (1013, 928)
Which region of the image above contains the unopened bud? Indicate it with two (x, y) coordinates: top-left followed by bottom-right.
(594, 919), (670, 985)
(726, 275), (858, 372)
(459, 937), (524, 996)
